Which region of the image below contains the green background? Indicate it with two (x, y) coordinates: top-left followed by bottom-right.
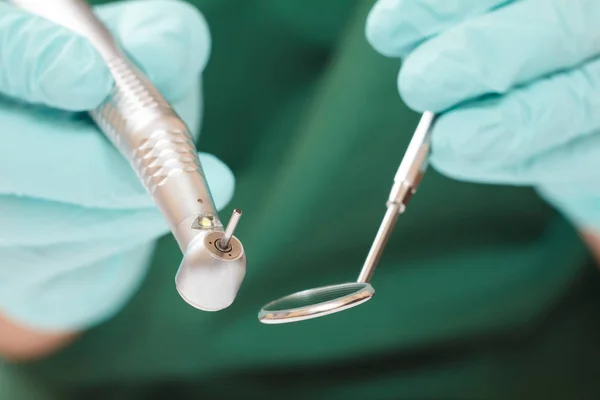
(5, 1), (600, 399)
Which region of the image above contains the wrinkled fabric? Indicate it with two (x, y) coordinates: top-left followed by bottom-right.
(366, 0), (600, 230)
(0, 0), (234, 332)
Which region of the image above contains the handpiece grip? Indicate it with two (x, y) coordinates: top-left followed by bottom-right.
(92, 58), (223, 250)
(11, 0), (223, 250)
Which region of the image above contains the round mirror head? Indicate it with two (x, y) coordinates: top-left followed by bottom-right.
(258, 282), (374, 324)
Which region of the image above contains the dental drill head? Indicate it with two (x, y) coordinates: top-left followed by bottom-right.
(175, 210), (246, 311)
(10, 0), (247, 311)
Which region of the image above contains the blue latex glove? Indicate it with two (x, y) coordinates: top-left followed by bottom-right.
(366, 0), (600, 231)
(0, 0), (235, 332)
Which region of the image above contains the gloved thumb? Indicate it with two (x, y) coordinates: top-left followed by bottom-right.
(0, 0), (211, 111)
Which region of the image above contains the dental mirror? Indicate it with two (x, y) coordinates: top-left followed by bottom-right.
(258, 112), (436, 324)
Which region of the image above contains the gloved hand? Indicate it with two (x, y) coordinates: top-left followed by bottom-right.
(366, 0), (600, 231)
(0, 0), (235, 332)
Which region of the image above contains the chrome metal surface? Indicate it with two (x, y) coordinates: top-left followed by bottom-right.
(357, 112), (435, 283)
(356, 204), (401, 283)
(204, 231), (244, 260)
(258, 282), (374, 324)
(176, 232), (246, 311)
(391, 112), (434, 196)
(216, 209), (242, 251)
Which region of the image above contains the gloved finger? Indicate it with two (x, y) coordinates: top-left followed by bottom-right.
(431, 56), (600, 168)
(400, 0), (600, 112)
(0, 197), (166, 247)
(365, 0), (512, 58)
(536, 183), (600, 229)
(0, 144), (234, 211)
(0, 149), (234, 245)
(0, 0), (210, 110)
(0, 77), (234, 210)
(0, 240), (157, 332)
(430, 128), (600, 186)
(96, 0), (211, 102)
(0, 237), (153, 285)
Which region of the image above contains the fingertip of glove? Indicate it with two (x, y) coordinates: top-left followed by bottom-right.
(365, 3), (398, 57)
(398, 47), (454, 113)
(38, 34), (113, 111)
(397, 60), (432, 112)
(365, 0), (417, 58)
(176, 0), (212, 73)
(1, 10), (112, 110)
(428, 154), (466, 181)
(101, 0), (211, 102)
(197, 153), (236, 211)
(430, 102), (507, 166)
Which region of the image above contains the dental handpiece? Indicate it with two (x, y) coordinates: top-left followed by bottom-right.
(11, 0), (246, 311)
